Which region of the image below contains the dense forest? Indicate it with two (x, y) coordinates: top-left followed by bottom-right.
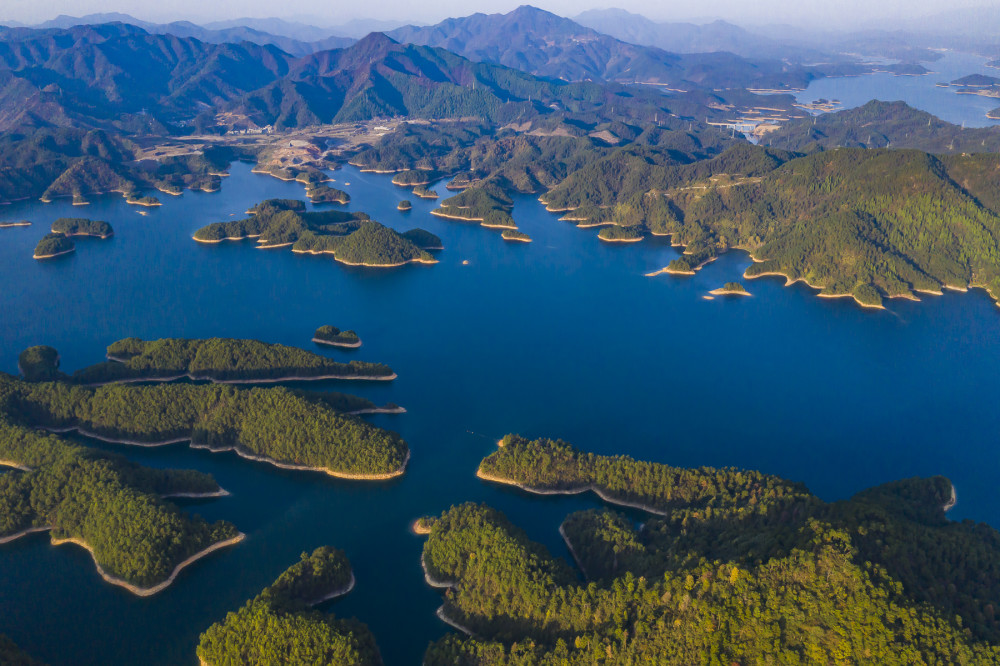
(197, 547), (382, 665)
(193, 198), (437, 266)
(0, 381), (238, 590)
(49, 218), (113, 238)
(70, 336), (394, 383)
(3, 371), (408, 478)
(416, 436), (1000, 664)
(32, 233), (74, 259)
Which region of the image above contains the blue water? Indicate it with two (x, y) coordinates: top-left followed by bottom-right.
(2, 162), (1000, 665)
(795, 50), (1000, 127)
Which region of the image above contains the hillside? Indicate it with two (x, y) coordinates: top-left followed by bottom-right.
(765, 100), (1000, 153)
(387, 5), (833, 90)
(415, 436), (1000, 664)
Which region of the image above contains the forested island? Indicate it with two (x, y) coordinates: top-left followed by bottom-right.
(709, 282), (750, 296)
(50, 218), (113, 238)
(413, 435), (1000, 664)
(313, 326), (362, 348)
(193, 199), (438, 267)
(307, 185), (350, 204)
(33, 218), (114, 259)
(413, 186), (439, 199)
(197, 547), (381, 665)
(397, 200), (412, 211)
(32, 233), (75, 260)
(0, 381), (241, 593)
(4, 369), (408, 479)
(501, 230), (532, 243)
(70, 337), (394, 384)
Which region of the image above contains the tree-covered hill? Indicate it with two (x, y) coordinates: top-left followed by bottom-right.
(764, 100), (1000, 153)
(194, 198), (437, 267)
(414, 436), (1000, 664)
(197, 547), (382, 665)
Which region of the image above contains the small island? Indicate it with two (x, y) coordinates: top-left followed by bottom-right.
(197, 547), (381, 666)
(33, 233), (75, 259)
(125, 194), (162, 207)
(501, 229), (532, 243)
(709, 282), (750, 296)
(51, 218), (113, 238)
(413, 185), (439, 199)
(194, 199), (438, 267)
(313, 325), (362, 349)
(397, 199), (412, 211)
(598, 225), (644, 243)
(0, 220), (31, 228)
(308, 185), (350, 204)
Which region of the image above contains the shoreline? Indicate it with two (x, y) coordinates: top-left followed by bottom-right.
(33, 248), (76, 260)
(430, 210), (484, 222)
(476, 468), (669, 517)
(708, 287), (751, 297)
(598, 235), (644, 244)
(45, 426), (410, 480)
(193, 234), (260, 244)
(0, 221), (31, 228)
(312, 336), (362, 348)
(418, 553), (479, 636)
(0, 526), (51, 545)
(307, 571), (356, 606)
(161, 488), (231, 499)
(291, 248), (438, 267)
(50, 533), (245, 597)
(0, 459), (32, 472)
(347, 405), (407, 415)
(558, 523), (589, 580)
(743, 260), (886, 310)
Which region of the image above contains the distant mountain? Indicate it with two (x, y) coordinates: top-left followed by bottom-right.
(30, 14), (354, 57)
(0, 23), (294, 131)
(572, 9), (829, 62)
(387, 5), (822, 90)
(325, 18), (413, 39)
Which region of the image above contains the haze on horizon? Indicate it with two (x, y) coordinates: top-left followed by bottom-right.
(0, 0), (991, 31)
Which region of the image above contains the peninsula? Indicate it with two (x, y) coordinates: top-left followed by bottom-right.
(71, 337), (395, 384)
(197, 547), (382, 666)
(0, 412), (239, 594)
(415, 436), (1000, 664)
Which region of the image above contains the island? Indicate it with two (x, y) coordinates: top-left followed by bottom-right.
(308, 185), (350, 204)
(401, 228), (443, 250)
(392, 169), (439, 186)
(709, 281), (750, 296)
(598, 225), (644, 243)
(0, 404), (240, 595)
(3, 365), (409, 480)
(33, 233), (75, 259)
(194, 199), (438, 267)
(125, 194), (162, 207)
(413, 435), (1000, 664)
(431, 185), (518, 230)
(990, 107), (1000, 120)
(50, 218), (113, 238)
(397, 199), (412, 211)
(412, 186), (439, 199)
(70, 336), (396, 384)
(313, 326), (362, 349)
(197, 547), (381, 665)
(501, 229), (532, 243)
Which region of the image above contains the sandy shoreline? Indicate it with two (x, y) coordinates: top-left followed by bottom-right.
(744, 262), (886, 309)
(193, 234), (261, 244)
(83, 357), (397, 385)
(430, 210), (483, 222)
(33, 248), (76, 260)
(311, 336), (363, 348)
(0, 526), (51, 545)
(476, 468), (669, 517)
(708, 287), (751, 297)
(50, 533), (245, 597)
(0, 221), (31, 228)
(0, 459), (31, 472)
(598, 235), (644, 243)
(45, 426), (410, 480)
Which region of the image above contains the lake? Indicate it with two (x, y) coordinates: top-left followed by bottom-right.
(796, 50), (1000, 127)
(1, 160), (1000, 665)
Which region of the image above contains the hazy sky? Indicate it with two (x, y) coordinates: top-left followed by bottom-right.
(0, 0), (986, 29)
